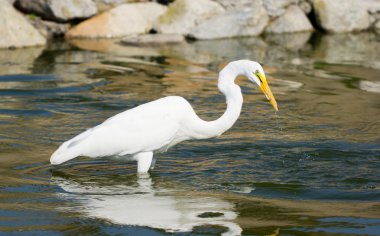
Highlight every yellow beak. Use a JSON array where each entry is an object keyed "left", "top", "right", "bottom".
[{"left": 259, "top": 75, "right": 278, "bottom": 111}]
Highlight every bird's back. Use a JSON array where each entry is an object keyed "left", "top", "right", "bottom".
[{"left": 50, "top": 96, "right": 194, "bottom": 164}]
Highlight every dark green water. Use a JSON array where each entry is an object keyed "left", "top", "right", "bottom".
[{"left": 0, "top": 33, "right": 379, "bottom": 235}]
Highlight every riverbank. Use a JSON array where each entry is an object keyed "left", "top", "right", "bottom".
[{"left": 1, "top": 0, "right": 380, "bottom": 48}]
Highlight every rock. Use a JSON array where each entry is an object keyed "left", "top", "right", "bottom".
[
  {"left": 154, "top": 0, "right": 224, "bottom": 35},
  {"left": 263, "top": 0, "right": 299, "bottom": 17},
  {"left": 313, "top": 0, "right": 371, "bottom": 33},
  {"left": 121, "top": 34, "right": 184, "bottom": 46},
  {"left": 14, "top": 0, "right": 97, "bottom": 22},
  {"left": 359, "top": 81, "right": 380, "bottom": 94},
  {"left": 0, "top": 1, "right": 46, "bottom": 48},
  {"left": 189, "top": 7, "right": 268, "bottom": 40},
  {"left": 66, "top": 2, "right": 166, "bottom": 38},
  {"left": 29, "top": 18, "right": 70, "bottom": 38},
  {"left": 265, "top": 5, "right": 313, "bottom": 33}
]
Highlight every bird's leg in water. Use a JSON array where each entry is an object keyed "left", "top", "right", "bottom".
[
  {"left": 134, "top": 152, "right": 153, "bottom": 173},
  {"left": 150, "top": 156, "right": 157, "bottom": 170}
]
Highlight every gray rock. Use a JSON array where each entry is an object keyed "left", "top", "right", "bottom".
[
  {"left": 266, "top": 5, "right": 313, "bottom": 33},
  {"left": 263, "top": 0, "right": 299, "bottom": 17},
  {"left": 154, "top": 0, "right": 225, "bottom": 35},
  {"left": 121, "top": 34, "right": 184, "bottom": 46},
  {"left": 189, "top": 7, "right": 268, "bottom": 40},
  {"left": 66, "top": 3, "right": 166, "bottom": 38},
  {"left": 0, "top": 1, "right": 46, "bottom": 48},
  {"left": 14, "top": 0, "right": 97, "bottom": 22},
  {"left": 313, "top": 0, "right": 371, "bottom": 33}
]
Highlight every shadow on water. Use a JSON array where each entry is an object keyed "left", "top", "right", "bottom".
[{"left": 0, "top": 32, "right": 380, "bottom": 235}]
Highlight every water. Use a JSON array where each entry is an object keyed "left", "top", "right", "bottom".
[{"left": 0, "top": 33, "right": 379, "bottom": 235}]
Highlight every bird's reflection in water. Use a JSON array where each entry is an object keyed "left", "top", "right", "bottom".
[{"left": 52, "top": 173, "right": 242, "bottom": 235}]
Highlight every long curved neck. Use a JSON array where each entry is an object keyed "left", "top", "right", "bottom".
[{"left": 189, "top": 63, "right": 244, "bottom": 139}]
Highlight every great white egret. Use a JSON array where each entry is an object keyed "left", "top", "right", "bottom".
[{"left": 50, "top": 60, "right": 278, "bottom": 173}]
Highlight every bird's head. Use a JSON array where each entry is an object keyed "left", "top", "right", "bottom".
[{"left": 243, "top": 61, "right": 278, "bottom": 111}]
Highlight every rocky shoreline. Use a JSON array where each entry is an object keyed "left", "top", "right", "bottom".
[{"left": 1, "top": 0, "right": 380, "bottom": 48}]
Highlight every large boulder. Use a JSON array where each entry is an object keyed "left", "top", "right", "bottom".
[
  {"left": 313, "top": 0, "right": 371, "bottom": 33},
  {"left": 188, "top": 0, "right": 271, "bottom": 39},
  {"left": 14, "top": 0, "right": 97, "bottom": 22},
  {"left": 66, "top": 2, "right": 166, "bottom": 38},
  {"left": 154, "top": 0, "right": 224, "bottom": 35},
  {"left": 0, "top": 1, "right": 46, "bottom": 48},
  {"left": 189, "top": 8, "right": 268, "bottom": 40},
  {"left": 265, "top": 5, "right": 313, "bottom": 33}
]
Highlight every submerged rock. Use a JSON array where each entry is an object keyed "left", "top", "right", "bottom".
[
  {"left": 154, "top": 0, "right": 224, "bottom": 35},
  {"left": 14, "top": 0, "right": 98, "bottom": 22},
  {"left": 313, "top": 0, "right": 371, "bottom": 33},
  {"left": 0, "top": 1, "right": 46, "bottom": 48},
  {"left": 359, "top": 81, "right": 380, "bottom": 94},
  {"left": 264, "top": 32, "right": 312, "bottom": 51},
  {"left": 265, "top": 5, "right": 313, "bottom": 33},
  {"left": 0, "top": 46, "right": 44, "bottom": 74},
  {"left": 66, "top": 2, "right": 166, "bottom": 38},
  {"left": 121, "top": 34, "right": 184, "bottom": 46}
]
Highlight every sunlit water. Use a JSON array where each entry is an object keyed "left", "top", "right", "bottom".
[{"left": 0, "top": 33, "right": 379, "bottom": 235}]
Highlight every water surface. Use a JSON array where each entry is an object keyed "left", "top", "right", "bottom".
[{"left": 0, "top": 33, "right": 379, "bottom": 235}]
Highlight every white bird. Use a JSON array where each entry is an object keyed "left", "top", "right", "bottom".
[{"left": 50, "top": 60, "right": 278, "bottom": 173}]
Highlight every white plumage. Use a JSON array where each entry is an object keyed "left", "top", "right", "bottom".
[{"left": 50, "top": 60, "right": 278, "bottom": 173}]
